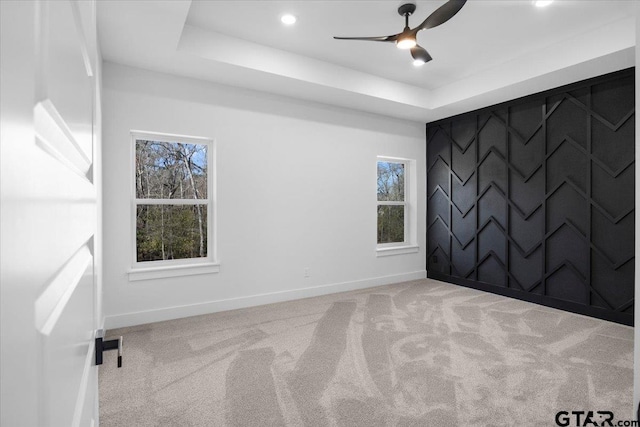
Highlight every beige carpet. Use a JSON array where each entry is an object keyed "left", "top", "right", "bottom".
[{"left": 100, "top": 279, "right": 634, "bottom": 426}]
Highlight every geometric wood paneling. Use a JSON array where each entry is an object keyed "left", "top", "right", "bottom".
[{"left": 427, "top": 68, "right": 634, "bottom": 326}]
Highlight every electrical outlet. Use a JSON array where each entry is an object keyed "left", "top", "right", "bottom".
[{"left": 304, "top": 268, "right": 310, "bottom": 278}]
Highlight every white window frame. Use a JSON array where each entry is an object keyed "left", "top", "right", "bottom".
[
  {"left": 376, "top": 156, "right": 419, "bottom": 257},
  {"left": 128, "top": 130, "right": 219, "bottom": 281}
]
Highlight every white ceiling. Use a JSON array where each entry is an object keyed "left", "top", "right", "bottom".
[{"left": 97, "top": 0, "right": 637, "bottom": 122}]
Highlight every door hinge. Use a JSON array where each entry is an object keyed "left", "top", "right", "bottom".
[{"left": 95, "top": 329, "right": 123, "bottom": 368}]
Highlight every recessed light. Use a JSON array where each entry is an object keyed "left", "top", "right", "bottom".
[
  {"left": 281, "top": 14, "right": 297, "bottom": 25},
  {"left": 413, "top": 59, "right": 426, "bottom": 67},
  {"left": 533, "top": 0, "right": 554, "bottom": 7}
]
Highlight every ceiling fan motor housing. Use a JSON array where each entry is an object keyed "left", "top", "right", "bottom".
[{"left": 398, "top": 3, "right": 417, "bottom": 16}]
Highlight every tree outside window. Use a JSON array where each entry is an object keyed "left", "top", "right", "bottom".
[
  {"left": 377, "top": 160, "right": 406, "bottom": 244},
  {"left": 134, "top": 135, "right": 212, "bottom": 264}
]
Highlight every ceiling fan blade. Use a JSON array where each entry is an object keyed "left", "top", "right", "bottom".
[
  {"left": 333, "top": 33, "right": 400, "bottom": 42},
  {"left": 411, "top": 45, "right": 433, "bottom": 63},
  {"left": 416, "top": 0, "right": 467, "bottom": 31}
]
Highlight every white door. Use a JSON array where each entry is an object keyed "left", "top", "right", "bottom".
[{"left": 1, "top": 0, "right": 102, "bottom": 426}]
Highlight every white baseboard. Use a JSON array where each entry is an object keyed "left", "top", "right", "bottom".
[{"left": 104, "top": 270, "right": 426, "bottom": 329}]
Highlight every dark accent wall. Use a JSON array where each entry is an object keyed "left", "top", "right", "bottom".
[{"left": 426, "top": 68, "right": 635, "bottom": 326}]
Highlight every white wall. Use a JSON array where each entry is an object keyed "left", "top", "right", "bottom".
[{"left": 102, "top": 62, "right": 426, "bottom": 328}]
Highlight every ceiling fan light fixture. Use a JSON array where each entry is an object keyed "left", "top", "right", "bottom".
[
  {"left": 396, "top": 36, "right": 417, "bottom": 50},
  {"left": 410, "top": 45, "right": 431, "bottom": 66}
]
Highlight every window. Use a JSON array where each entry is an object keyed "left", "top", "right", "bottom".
[
  {"left": 377, "top": 161, "right": 406, "bottom": 243},
  {"left": 129, "top": 131, "right": 218, "bottom": 280},
  {"left": 377, "top": 157, "right": 418, "bottom": 256}
]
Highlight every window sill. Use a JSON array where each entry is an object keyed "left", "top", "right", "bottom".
[
  {"left": 127, "top": 262, "right": 220, "bottom": 282},
  {"left": 376, "top": 245, "right": 419, "bottom": 257}
]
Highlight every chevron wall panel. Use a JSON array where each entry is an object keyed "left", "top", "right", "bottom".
[{"left": 426, "top": 68, "right": 634, "bottom": 325}]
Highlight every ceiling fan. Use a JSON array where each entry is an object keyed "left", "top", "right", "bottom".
[{"left": 333, "top": 0, "right": 467, "bottom": 66}]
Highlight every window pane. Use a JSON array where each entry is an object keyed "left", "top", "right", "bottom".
[
  {"left": 136, "top": 205, "right": 208, "bottom": 262},
  {"left": 377, "top": 205, "right": 404, "bottom": 244},
  {"left": 135, "top": 140, "right": 208, "bottom": 199},
  {"left": 377, "top": 161, "right": 404, "bottom": 202}
]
